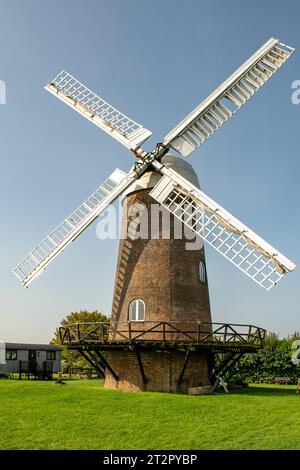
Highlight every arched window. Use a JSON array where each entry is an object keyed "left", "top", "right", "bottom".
[
  {"left": 128, "top": 299, "right": 145, "bottom": 321},
  {"left": 199, "top": 261, "right": 206, "bottom": 283}
]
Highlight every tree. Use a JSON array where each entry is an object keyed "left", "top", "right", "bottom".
[{"left": 52, "top": 310, "right": 110, "bottom": 371}]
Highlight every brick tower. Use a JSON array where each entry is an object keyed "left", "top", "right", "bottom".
[{"left": 104, "top": 155, "right": 212, "bottom": 393}]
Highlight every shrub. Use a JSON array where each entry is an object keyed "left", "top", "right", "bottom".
[{"left": 223, "top": 331, "right": 300, "bottom": 384}]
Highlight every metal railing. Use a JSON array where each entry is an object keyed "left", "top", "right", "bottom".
[{"left": 59, "top": 321, "right": 266, "bottom": 349}]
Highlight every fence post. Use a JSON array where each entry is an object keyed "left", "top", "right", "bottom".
[
  {"left": 247, "top": 325, "right": 250, "bottom": 343},
  {"left": 197, "top": 321, "right": 201, "bottom": 344},
  {"left": 224, "top": 324, "right": 228, "bottom": 344},
  {"left": 128, "top": 321, "right": 132, "bottom": 343},
  {"left": 258, "top": 328, "right": 263, "bottom": 347},
  {"left": 67, "top": 327, "right": 71, "bottom": 344}
]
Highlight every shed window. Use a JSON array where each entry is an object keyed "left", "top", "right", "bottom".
[
  {"left": 46, "top": 351, "right": 56, "bottom": 361},
  {"left": 199, "top": 261, "right": 207, "bottom": 283},
  {"left": 128, "top": 299, "right": 145, "bottom": 321},
  {"left": 6, "top": 350, "right": 17, "bottom": 360}
]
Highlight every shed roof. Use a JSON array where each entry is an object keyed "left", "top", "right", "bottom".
[{"left": 4, "top": 343, "right": 61, "bottom": 351}]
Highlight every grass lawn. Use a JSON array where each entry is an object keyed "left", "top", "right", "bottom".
[{"left": 0, "top": 379, "right": 299, "bottom": 450}]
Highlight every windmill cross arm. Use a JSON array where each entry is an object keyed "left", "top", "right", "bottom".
[
  {"left": 45, "top": 70, "right": 152, "bottom": 150},
  {"left": 12, "top": 164, "right": 150, "bottom": 287},
  {"left": 150, "top": 160, "right": 295, "bottom": 291},
  {"left": 163, "top": 37, "right": 295, "bottom": 157}
]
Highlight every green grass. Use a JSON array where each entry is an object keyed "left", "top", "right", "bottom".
[{"left": 0, "top": 379, "right": 299, "bottom": 450}]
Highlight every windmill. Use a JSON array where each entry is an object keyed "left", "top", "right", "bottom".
[{"left": 13, "top": 37, "right": 296, "bottom": 393}]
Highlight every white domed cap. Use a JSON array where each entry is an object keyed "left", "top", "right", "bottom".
[
  {"left": 161, "top": 154, "right": 199, "bottom": 187},
  {"left": 123, "top": 154, "right": 199, "bottom": 199}
]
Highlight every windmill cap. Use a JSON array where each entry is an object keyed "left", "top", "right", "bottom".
[{"left": 123, "top": 154, "right": 199, "bottom": 199}]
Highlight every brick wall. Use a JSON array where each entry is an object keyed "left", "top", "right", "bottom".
[
  {"left": 110, "top": 188, "right": 212, "bottom": 333},
  {"left": 105, "top": 349, "right": 211, "bottom": 393},
  {"left": 105, "top": 187, "right": 213, "bottom": 392}
]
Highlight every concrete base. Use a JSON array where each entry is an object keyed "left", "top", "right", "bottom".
[
  {"left": 104, "top": 350, "right": 211, "bottom": 394},
  {"left": 188, "top": 386, "right": 213, "bottom": 395}
]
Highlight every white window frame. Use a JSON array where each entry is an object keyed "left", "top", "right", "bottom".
[
  {"left": 128, "top": 299, "right": 145, "bottom": 322},
  {"left": 6, "top": 349, "right": 17, "bottom": 361},
  {"left": 199, "top": 261, "right": 207, "bottom": 283}
]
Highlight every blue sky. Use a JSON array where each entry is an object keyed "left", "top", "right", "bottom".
[{"left": 0, "top": 0, "right": 299, "bottom": 342}]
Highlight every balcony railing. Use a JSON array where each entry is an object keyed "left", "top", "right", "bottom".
[{"left": 59, "top": 321, "right": 266, "bottom": 349}]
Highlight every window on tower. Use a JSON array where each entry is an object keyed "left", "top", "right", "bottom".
[
  {"left": 199, "top": 261, "right": 207, "bottom": 283},
  {"left": 128, "top": 299, "right": 145, "bottom": 321}
]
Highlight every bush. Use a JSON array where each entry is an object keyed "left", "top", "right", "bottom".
[{"left": 223, "top": 331, "right": 300, "bottom": 385}]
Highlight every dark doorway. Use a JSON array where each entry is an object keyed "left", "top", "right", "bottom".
[
  {"left": 28, "top": 350, "right": 37, "bottom": 374},
  {"left": 28, "top": 350, "right": 36, "bottom": 361}
]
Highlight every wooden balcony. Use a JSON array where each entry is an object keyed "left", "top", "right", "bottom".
[{"left": 59, "top": 321, "right": 266, "bottom": 353}]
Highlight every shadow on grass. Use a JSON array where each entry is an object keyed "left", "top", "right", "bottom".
[{"left": 223, "top": 385, "right": 298, "bottom": 397}]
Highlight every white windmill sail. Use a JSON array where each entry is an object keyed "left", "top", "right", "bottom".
[
  {"left": 12, "top": 37, "right": 296, "bottom": 292},
  {"left": 13, "top": 167, "right": 147, "bottom": 287},
  {"left": 150, "top": 161, "right": 295, "bottom": 291},
  {"left": 164, "top": 38, "right": 295, "bottom": 157},
  {"left": 45, "top": 71, "right": 152, "bottom": 149}
]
